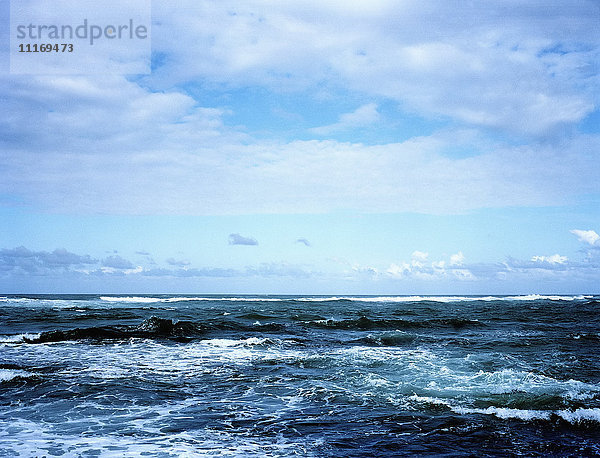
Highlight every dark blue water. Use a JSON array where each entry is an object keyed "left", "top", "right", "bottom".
[{"left": 1, "top": 295, "right": 599, "bottom": 456}]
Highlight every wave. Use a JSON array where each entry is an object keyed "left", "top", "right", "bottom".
[
  {"left": 455, "top": 406, "right": 600, "bottom": 424},
  {"left": 0, "top": 333, "right": 41, "bottom": 343},
  {"left": 357, "top": 331, "right": 417, "bottom": 346},
  {"left": 97, "top": 294, "right": 594, "bottom": 304},
  {"left": 200, "top": 337, "right": 278, "bottom": 348},
  {"left": 305, "top": 316, "right": 483, "bottom": 330},
  {"left": 99, "top": 296, "right": 287, "bottom": 303},
  {"left": 24, "top": 317, "right": 203, "bottom": 343},
  {"left": 0, "top": 368, "right": 35, "bottom": 382},
  {"left": 409, "top": 395, "right": 600, "bottom": 424},
  {"left": 22, "top": 316, "right": 286, "bottom": 344}
]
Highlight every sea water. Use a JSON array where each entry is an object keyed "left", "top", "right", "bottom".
[{"left": 1, "top": 295, "right": 599, "bottom": 456}]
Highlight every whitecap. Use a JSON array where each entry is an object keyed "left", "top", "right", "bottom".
[
  {"left": 0, "top": 333, "right": 40, "bottom": 343},
  {"left": 0, "top": 368, "right": 34, "bottom": 382},
  {"left": 453, "top": 406, "right": 552, "bottom": 421}
]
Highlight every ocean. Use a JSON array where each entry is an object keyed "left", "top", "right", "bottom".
[{"left": 1, "top": 294, "right": 599, "bottom": 457}]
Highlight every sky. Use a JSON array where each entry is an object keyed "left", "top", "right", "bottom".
[{"left": 1, "top": 0, "right": 599, "bottom": 294}]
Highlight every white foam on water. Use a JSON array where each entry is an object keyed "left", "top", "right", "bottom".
[
  {"left": 453, "top": 406, "right": 600, "bottom": 424},
  {"left": 0, "top": 333, "right": 40, "bottom": 343},
  {"left": 408, "top": 394, "right": 453, "bottom": 407},
  {"left": 100, "top": 296, "right": 285, "bottom": 303},
  {"left": 453, "top": 406, "right": 552, "bottom": 421},
  {"left": 0, "top": 368, "right": 34, "bottom": 382},
  {"left": 100, "top": 296, "right": 164, "bottom": 303},
  {"left": 201, "top": 337, "right": 274, "bottom": 347},
  {"left": 0, "top": 416, "right": 316, "bottom": 457},
  {"left": 557, "top": 408, "right": 600, "bottom": 423}
]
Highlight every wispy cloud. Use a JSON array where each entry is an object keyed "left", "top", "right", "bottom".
[
  {"left": 102, "top": 255, "right": 135, "bottom": 270},
  {"left": 229, "top": 233, "right": 259, "bottom": 246},
  {"left": 166, "top": 258, "right": 191, "bottom": 267},
  {"left": 310, "top": 103, "right": 380, "bottom": 135}
]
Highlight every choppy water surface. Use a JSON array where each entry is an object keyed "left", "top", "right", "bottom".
[{"left": 1, "top": 294, "right": 599, "bottom": 456}]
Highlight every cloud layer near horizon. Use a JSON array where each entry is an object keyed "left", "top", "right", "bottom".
[{"left": 2, "top": 229, "right": 598, "bottom": 287}]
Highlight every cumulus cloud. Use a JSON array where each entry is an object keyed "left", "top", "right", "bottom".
[
  {"left": 350, "top": 243, "right": 600, "bottom": 285},
  {"left": 229, "top": 233, "right": 259, "bottom": 246},
  {"left": 450, "top": 252, "right": 465, "bottom": 266},
  {"left": 570, "top": 229, "right": 600, "bottom": 246},
  {"left": 383, "top": 251, "right": 476, "bottom": 281},
  {"left": 411, "top": 251, "right": 429, "bottom": 267}
]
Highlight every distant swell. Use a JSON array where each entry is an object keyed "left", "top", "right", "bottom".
[{"left": 96, "top": 295, "right": 594, "bottom": 304}]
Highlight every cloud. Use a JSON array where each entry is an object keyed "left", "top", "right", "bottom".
[
  {"left": 296, "top": 238, "right": 311, "bottom": 247},
  {"left": 166, "top": 257, "right": 191, "bottom": 266},
  {"left": 383, "top": 251, "right": 476, "bottom": 281},
  {"left": 3, "top": 118, "right": 599, "bottom": 215},
  {"left": 310, "top": 103, "right": 380, "bottom": 135},
  {"left": 142, "top": 267, "right": 240, "bottom": 278},
  {"left": 355, "top": 244, "right": 599, "bottom": 284},
  {"left": 135, "top": 251, "right": 151, "bottom": 256},
  {"left": 411, "top": 251, "right": 429, "bottom": 267},
  {"left": 0, "top": 246, "right": 97, "bottom": 275},
  {"left": 1, "top": 2, "right": 599, "bottom": 219},
  {"left": 570, "top": 229, "right": 600, "bottom": 246},
  {"left": 149, "top": 1, "right": 599, "bottom": 135},
  {"left": 450, "top": 252, "right": 465, "bottom": 266},
  {"left": 229, "top": 233, "right": 259, "bottom": 246},
  {"left": 102, "top": 255, "right": 135, "bottom": 269},
  {"left": 531, "top": 254, "right": 568, "bottom": 264},
  {"left": 247, "top": 262, "right": 312, "bottom": 278}
]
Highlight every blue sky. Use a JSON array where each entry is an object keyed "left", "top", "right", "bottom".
[{"left": 1, "top": 0, "right": 599, "bottom": 294}]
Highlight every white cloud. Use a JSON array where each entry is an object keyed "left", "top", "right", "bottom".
[
  {"left": 531, "top": 254, "right": 568, "bottom": 264},
  {"left": 149, "top": 0, "right": 599, "bottom": 135},
  {"left": 384, "top": 251, "right": 475, "bottom": 281},
  {"left": 386, "top": 262, "right": 411, "bottom": 278},
  {"left": 450, "top": 252, "right": 465, "bottom": 266},
  {"left": 411, "top": 251, "right": 429, "bottom": 267},
  {"left": 570, "top": 229, "right": 600, "bottom": 246},
  {"left": 310, "top": 103, "right": 380, "bottom": 135},
  {"left": 2, "top": 95, "right": 599, "bottom": 215},
  {"left": 1, "top": 1, "right": 599, "bottom": 217}
]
